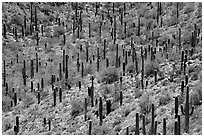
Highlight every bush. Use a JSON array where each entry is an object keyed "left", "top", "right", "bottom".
[
  {"left": 126, "top": 62, "right": 136, "bottom": 74},
  {"left": 70, "top": 99, "right": 84, "bottom": 117},
  {"left": 139, "top": 93, "right": 152, "bottom": 115},
  {"left": 144, "top": 59, "right": 159, "bottom": 77},
  {"left": 190, "top": 81, "right": 202, "bottom": 106},
  {"left": 93, "top": 125, "right": 112, "bottom": 135},
  {"left": 2, "top": 96, "right": 12, "bottom": 112},
  {"left": 157, "top": 92, "right": 171, "bottom": 106},
  {"left": 99, "top": 66, "right": 119, "bottom": 84},
  {"left": 53, "top": 26, "right": 65, "bottom": 37},
  {"left": 22, "top": 93, "right": 35, "bottom": 108}
]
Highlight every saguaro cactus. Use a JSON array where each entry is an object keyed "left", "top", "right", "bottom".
[
  {"left": 84, "top": 98, "right": 87, "bottom": 121},
  {"left": 36, "top": 53, "right": 38, "bottom": 73},
  {"left": 97, "top": 48, "right": 99, "bottom": 72},
  {"left": 126, "top": 127, "right": 129, "bottom": 135},
  {"left": 151, "top": 103, "right": 155, "bottom": 135},
  {"left": 88, "top": 121, "right": 92, "bottom": 135},
  {"left": 163, "top": 118, "right": 166, "bottom": 135},
  {"left": 48, "top": 119, "right": 51, "bottom": 131},
  {"left": 43, "top": 118, "right": 46, "bottom": 126},
  {"left": 59, "top": 88, "right": 62, "bottom": 103},
  {"left": 3, "top": 60, "right": 6, "bottom": 87},
  {"left": 120, "top": 91, "right": 123, "bottom": 106},
  {"left": 175, "top": 97, "right": 179, "bottom": 118},
  {"left": 135, "top": 113, "right": 139, "bottom": 135},
  {"left": 14, "top": 91, "right": 17, "bottom": 106},
  {"left": 59, "top": 63, "right": 62, "bottom": 81},
  {"left": 180, "top": 86, "right": 194, "bottom": 133},
  {"left": 53, "top": 88, "right": 56, "bottom": 107},
  {"left": 174, "top": 120, "right": 178, "bottom": 135},
  {"left": 16, "top": 116, "right": 19, "bottom": 133},
  {"left": 106, "top": 100, "right": 111, "bottom": 115},
  {"left": 99, "top": 97, "right": 103, "bottom": 125},
  {"left": 154, "top": 121, "right": 157, "bottom": 135},
  {"left": 3, "top": 23, "right": 7, "bottom": 38},
  {"left": 30, "top": 60, "right": 34, "bottom": 79},
  {"left": 65, "top": 55, "right": 68, "bottom": 80},
  {"left": 142, "top": 114, "right": 146, "bottom": 135},
  {"left": 89, "top": 22, "right": 91, "bottom": 38},
  {"left": 103, "top": 39, "right": 106, "bottom": 59},
  {"left": 38, "top": 91, "right": 40, "bottom": 104}
]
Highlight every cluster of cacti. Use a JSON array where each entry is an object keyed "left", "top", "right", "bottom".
[{"left": 2, "top": 2, "right": 201, "bottom": 135}]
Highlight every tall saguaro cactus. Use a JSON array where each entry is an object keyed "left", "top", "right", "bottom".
[
  {"left": 175, "top": 97, "right": 179, "bottom": 118},
  {"left": 163, "top": 118, "right": 166, "bottom": 135},
  {"left": 99, "top": 97, "right": 103, "bottom": 125},
  {"left": 3, "top": 60, "right": 6, "bottom": 87},
  {"left": 151, "top": 103, "right": 155, "bottom": 135},
  {"left": 142, "top": 114, "right": 146, "bottom": 135},
  {"left": 88, "top": 121, "right": 92, "bottom": 135},
  {"left": 180, "top": 86, "right": 194, "bottom": 133},
  {"left": 135, "top": 113, "right": 139, "bottom": 135},
  {"left": 84, "top": 98, "right": 87, "bottom": 121}
]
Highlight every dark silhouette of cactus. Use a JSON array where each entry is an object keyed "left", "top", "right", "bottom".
[
  {"left": 3, "top": 24, "right": 7, "bottom": 38},
  {"left": 30, "top": 60, "right": 34, "bottom": 79},
  {"left": 106, "top": 100, "right": 111, "bottom": 115},
  {"left": 126, "top": 127, "right": 129, "bottom": 135},
  {"left": 177, "top": 115, "right": 181, "bottom": 135},
  {"left": 124, "top": 22, "right": 126, "bottom": 37},
  {"left": 89, "top": 22, "right": 91, "bottom": 38},
  {"left": 174, "top": 120, "right": 178, "bottom": 135},
  {"left": 123, "top": 62, "right": 125, "bottom": 76},
  {"left": 43, "top": 118, "right": 46, "bottom": 126},
  {"left": 86, "top": 45, "right": 89, "bottom": 62},
  {"left": 106, "top": 58, "right": 109, "bottom": 68},
  {"left": 154, "top": 121, "right": 157, "bottom": 135},
  {"left": 78, "top": 81, "right": 81, "bottom": 90},
  {"left": 88, "top": 121, "right": 92, "bottom": 135},
  {"left": 41, "top": 25, "right": 43, "bottom": 36},
  {"left": 38, "top": 91, "right": 40, "bottom": 104},
  {"left": 99, "top": 97, "right": 103, "bottom": 125},
  {"left": 142, "top": 114, "right": 146, "bottom": 135},
  {"left": 141, "top": 54, "right": 144, "bottom": 90},
  {"left": 16, "top": 116, "right": 19, "bottom": 133},
  {"left": 181, "top": 81, "right": 184, "bottom": 95},
  {"left": 116, "top": 44, "right": 119, "bottom": 68},
  {"left": 65, "top": 55, "right": 68, "bottom": 80},
  {"left": 59, "top": 88, "right": 62, "bottom": 103},
  {"left": 41, "top": 78, "right": 43, "bottom": 90},
  {"left": 135, "top": 113, "right": 139, "bottom": 135},
  {"left": 120, "top": 91, "right": 123, "bottom": 106},
  {"left": 175, "top": 97, "right": 179, "bottom": 118},
  {"left": 53, "top": 88, "right": 56, "bottom": 107},
  {"left": 63, "top": 34, "right": 66, "bottom": 45},
  {"left": 3, "top": 60, "right": 6, "bottom": 87},
  {"left": 151, "top": 103, "right": 155, "bottom": 135},
  {"left": 14, "top": 92, "right": 17, "bottom": 106},
  {"left": 103, "top": 39, "right": 106, "bottom": 59},
  {"left": 137, "top": 15, "right": 140, "bottom": 36},
  {"left": 63, "top": 50, "right": 65, "bottom": 73},
  {"left": 154, "top": 70, "right": 157, "bottom": 84},
  {"left": 163, "top": 118, "right": 166, "bottom": 135},
  {"left": 180, "top": 85, "right": 194, "bottom": 133},
  {"left": 21, "top": 25, "right": 24, "bottom": 37},
  {"left": 81, "top": 63, "right": 84, "bottom": 78},
  {"left": 22, "top": 60, "right": 26, "bottom": 86},
  {"left": 36, "top": 53, "right": 38, "bottom": 73},
  {"left": 97, "top": 48, "right": 99, "bottom": 72},
  {"left": 48, "top": 119, "right": 51, "bottom": 131},
  {"left": 84, "top": 98, "right": 87, "bottom": 121},
  {"left": 59, "top": 63, "right": 62, "bottom": 81}
]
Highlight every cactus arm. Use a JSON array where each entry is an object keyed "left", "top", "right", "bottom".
[
  {"left": 189, "top": 106, "right": 194, "bottom": 116},
  {"left": 180, "top": 105, "right": 185, "bottom": 115}
]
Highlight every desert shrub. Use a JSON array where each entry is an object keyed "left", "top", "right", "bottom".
[
  {"left": 53, "top": 26, "right": 65, "bottom": 37},
  {"left": 93, "top": 124, "right": 112, "bottom": 135},
  {"left": 83, "top": 63, "right": 93, "bottom": 76},
  {"left": 99, "top": 66, "right": 119, "bottom": 84},
  {"left": 100, "top": 84, "right": 113, "bottom": 98},
  {"left": 70, "top": 99, "right": 84, "bottom": 117},
  {"left": 190, "top": 81, "right": 202, "bottom": 106},
  {"left": 139, "top": 93, "right": 152, "bottom": 115},
  {"left": 126, "top": 62, "right": 135, "bottom": 74},
  {"left": 22, "top": 93, "right": 35, "bottom": 108},
  {"left": 134, "top": 89, "right": 143, "bottom": 99},
  {"left": 183, "top": 3, "right": 195, "bottom": 14},
  {"left": 157, "top": 92, "right": 171, "bottom": 106},
  {"left": 168, "top": 51, "right": 181, "bottom": 62},
  {"left": 2, "top": 96, "right": 12, "bottom": 112},
  {"left": 144, "top": 59, "right": 159, "bottom": 77},
  {"left": 2, "top": 117, "right": 12, "bottom": 132},
  {"left": 10, "top": 14, "right": 23, "bottom": 26},
  {"left": 114, "top": 125, "right": 122, "bottom": 132}
]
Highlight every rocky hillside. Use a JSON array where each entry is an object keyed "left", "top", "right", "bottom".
[{"left": 2, "top": 2, "right": 202, "bottom": 135}]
